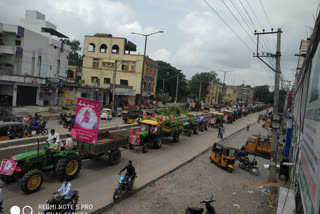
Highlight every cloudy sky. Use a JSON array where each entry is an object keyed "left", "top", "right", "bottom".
[{"left": 0, "top": 0, "right": 317, "bottom": 88}]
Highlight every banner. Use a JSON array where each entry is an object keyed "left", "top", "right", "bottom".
[
  {"left": 45, "top": 77, "right": 64, "bottom": 88},
  {"left": 74, "top": 98, "right": 101, "bottom": 145},
  {"left": 0, "top": 159, "right": 17, "bottom": 176}
]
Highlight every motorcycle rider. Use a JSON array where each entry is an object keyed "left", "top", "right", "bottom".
[
  {"left": 53, "top": 178, "right": 73, "bottom": 204},
  {"left": 119, "top": 160, "right": 136, "bottom": 188}
]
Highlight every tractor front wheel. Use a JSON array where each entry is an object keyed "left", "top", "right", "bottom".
[
  {"left": 1, "top": 175, "right": 16, "bottom": 184},
  {"left": 20, "top": 169, "right": 44, "bottom": 194},
  {"left": 173, "top": 133, "right": 180, "bottom": 143},
  {"left": 193, "top": 126, "right": 199, "bottom": 135},
  {"left": 56, "top": 154, "right": 81, "bottom": 181}
]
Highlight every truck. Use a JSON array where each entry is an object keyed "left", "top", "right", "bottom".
[
  {"left": 241, "top": 135, "right": 271, "bottom": 159},
  {"left": 0, "top": 132, "right": 128, "bottom": 194}
]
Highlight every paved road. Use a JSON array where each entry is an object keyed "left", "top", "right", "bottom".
[
  {"left": 104, "top": 123, "right": 275, "bottom": 214},
  {"left": 1, "top": 111, "right": 263, "bottom": 213}
]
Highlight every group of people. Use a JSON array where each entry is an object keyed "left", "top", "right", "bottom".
[
  {"left": 47, "top": 129, "right": 73, "bottom": 152},
  {"left": 140, "top": 124, "right": 158, "bottom": 135}
]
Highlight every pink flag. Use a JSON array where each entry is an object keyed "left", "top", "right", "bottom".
[
  {"left": 153, "top": 112, "right": 156, "bottom": 119},
  {"left": 160, "top": 115, "right": 164, "bottom": 122},
  {"left": 135, "top": 129, "right": 140, "bottom": 145},
  {"left": 129, "top": 128, "right": 133, "bottom": 144},
  {"left": 70, "top": 128, "right": 77, "bottom": 138},
  {"left": 170, "top": 115, "right": 173, "bottom": 122},
  {"left": 144, "top": 112, "right": 147, "bottom": 119}
]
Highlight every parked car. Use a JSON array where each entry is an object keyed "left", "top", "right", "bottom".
[{"left": 101, "top": 108, "right": 112, "bottom": 120}]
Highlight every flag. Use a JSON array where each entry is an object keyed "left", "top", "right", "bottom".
[
  {"left": 160, "top": 115, "right": 164, "bottom": 122},
  {"left": 153, "top": 112, "right": 156, "bottom": 119},
  {"left": 144, "top": 112, "right": 147, "bottom": 119},
  {"left": 170, "top": 115, "right": 173, "bottom": 122}
]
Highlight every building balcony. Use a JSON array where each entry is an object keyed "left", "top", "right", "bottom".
[{"left": 0, "top": 45, "right": 16, "bottom": 55}]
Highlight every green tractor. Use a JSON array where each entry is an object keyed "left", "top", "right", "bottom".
[
  {"left": 182, "top": 120, "right": 200, "bottom": 136},
  {"left": 0, "top": 146, "right": 81, "bottom": 194}
]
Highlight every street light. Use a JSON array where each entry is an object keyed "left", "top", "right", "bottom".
[{"left": 131, "top": 30, "right": 164, "bottom": 118}]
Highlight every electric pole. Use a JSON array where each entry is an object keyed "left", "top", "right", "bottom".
[
  {"left": 240, "top": 80, "right": 245, "bottom": 104},
  {"left": 175, "top": 73, "right": 179, "bottom": 103},
  {"left": 198, "top": 77, "right": 202, "bottom": 101},
  {"left": 217, "top": 70, "right": 233, "bottom": 105},
  {"left": 254, "top": 28, "right": 282, "bottom": 182},
  {"left": 162, "top": 78, "right": 165, "bottom": 99}
]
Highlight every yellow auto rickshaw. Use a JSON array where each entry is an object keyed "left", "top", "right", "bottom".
[
  {"left": 210, "top": 143, "right": 237, "bottom": 173},
  {"left": 262, "top": 119, "right": 271, "bottom": 128},
  {"left": 0, "top": 122, "right": 27, "bottom": 141}
]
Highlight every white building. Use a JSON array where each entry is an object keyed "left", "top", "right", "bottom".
[{"left": 0, "top": 10, "right": 71, "bottom": 107}]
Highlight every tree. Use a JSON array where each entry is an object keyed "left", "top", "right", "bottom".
[
  {"left": 155, "top": 61, "right": 189, "bottom": 102},
  {"left": 254, "top": 85, "right": 273, "bottom": 103},
  {"left": 63, "top": 39, "right": 83, "bottom": 66},
  {"left": 189, "top": 71, "right": 220, "bottom": 101}
]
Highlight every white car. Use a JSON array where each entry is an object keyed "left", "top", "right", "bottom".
[{"left": 101, "top": 108, "right": 112, "bottom": 120}]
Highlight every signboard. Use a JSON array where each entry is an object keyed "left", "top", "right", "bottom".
[
  {"left": 114, "top": 88, "right": 136, "bottom": 96},
  {"left": 74, "top": 98, "right": 101, "bottom": 145},
  {"left": 45, "top": 77, "right": 64, "bottom": 88},
  {"left": 300, "top": 44, "right": 320, "bottom": 214},
  {"left": 0, "top": 159, "right": 17, "bottom": 176},
  {"left": 142, "top": 92, "right": 152, "bottom": 97}
]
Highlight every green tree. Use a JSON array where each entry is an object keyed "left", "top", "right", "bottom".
[
  {"left": 63, "top": 39, "right": 83, "bottom": 66},
  {"left": 155, "top": 61, "right": 189, "bottom": 102},
  {"left": 254, "top": 85, "right": 273, "bottom": 103},
  {"left": 189, "top": 71, "right": 220, "bottom": 101}
]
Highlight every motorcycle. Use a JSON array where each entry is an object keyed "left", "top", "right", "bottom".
[
  {"left": 26, "top": 119, "right": 48, "bottom": 136},
  {"left": 185, "top": 193, "right": 216, "bottom": 214},
  {"left": 58, "top": 113, "right": 67, "bottom": 125},
  {"left": 238, "top": 155, "right": 259, "bottom": 176},
  {"left": 44, "top": 191, "right": 79, "bottom": 214},
  {"left": 113, "top": 173, "right": 136, "bottom": 201}
]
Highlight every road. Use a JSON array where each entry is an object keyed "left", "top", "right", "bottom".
[
  {"left": 1, "top": 111, "right": 264, "bottom": 213},
  {"left": 104, "top": 123, "right": 276, "bottom": 214}
]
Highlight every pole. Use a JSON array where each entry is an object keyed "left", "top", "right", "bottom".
[
  {"left": 269, "top": 28, "right": 281, "bottom": 182},
  {"left": 111, "top": 60, "right": 118, "bottom": 112},
  {"left": 198, "top": 77, "right": 202, "bottom": 101},
  {"left": 175, "top": 73, "right": 179, "bottom": 103},
  {"left": 139, "top": 36, "right": 148, "bottom": 118},
  {"left": 162, "top": 78, "right": 165, "bottom": 99}
]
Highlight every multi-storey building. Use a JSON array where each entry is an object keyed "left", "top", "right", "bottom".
[
  {"left": 81, "top": 34, "right": 159, "bottom": 106},
  {"left": 0, "top": 10, "right": 71, "bottom": 107}
]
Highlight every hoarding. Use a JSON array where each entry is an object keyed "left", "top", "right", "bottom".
[
  {"left": 74, "top": 98, "right": 101, "bottom": 145},
  {"left": 300, "top": 44, "right": 320, "bottom": 214}
]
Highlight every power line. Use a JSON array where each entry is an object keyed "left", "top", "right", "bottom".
[
  {"left": 237, "top": 0, "right": 272, "bottom": 53},
  {"left": 244, "top": 0, "right": 264, "bottom": 30},
  {"left": 202, "top": 0, "right": 254, "bottom": 52},
  {"left": 219, "top": 0, "right": 256, "bottom": 46},
  {"left": 259, "top": 0, "right": 276, "bottom": 44},
  {"left": 229, "top": 0, "right": 271, "bottom": 54}
]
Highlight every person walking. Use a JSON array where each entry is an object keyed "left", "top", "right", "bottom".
[
  {"left": 217, "top": 125, "right": 221, "bottom": 138},
  {"left": 247, "top": 120, "right": 250, "bottom": 131},
  {"left": 220, "top": 125, "right": 224, "bottom": 139}
]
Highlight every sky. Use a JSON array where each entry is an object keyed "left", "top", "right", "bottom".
[{"left": 0, "top": 0, "right": 317, "bottom": 88}]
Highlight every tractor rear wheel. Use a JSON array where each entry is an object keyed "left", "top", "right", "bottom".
[
  {"left": 142, "top": 144, "right": 149, "bottom": 153},
  {"left": 20, "top": 169, "right": 44, "bottom": 194},
  {"left": 109, "top": 149, "right": 122, "bottom": 165},
  {"left": 193, "top": 126, "right": 199, "bottom": 135},
  {"left": 204, "top": 123, "right": 208, "bottom": 130},
  {"left": 56, "top": 154, "right": 81, "bottom": 181},
  {"left": 173, "top": 133, "right": 180, "bottom": 143},
  {"left": 153, "top": 137, "right": 162, "bottom": 149},
  {"left": 200, "top": 124, "right": 204, "bottom": 132}
]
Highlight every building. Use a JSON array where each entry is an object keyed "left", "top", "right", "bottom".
[
  {"left": 205, "top": 83, "right": 223, "bottom": 106},
  {"left": 225, "top": 87, "right": 237, "bottom": 104},
  {"left": 81, "top": 33, "right": 159, "bottom": 107},
  {"left": 294, "top": 39, "right": 310, "bottom": 87},
  {"left": 0, "top": 10, "right": 71, "bottom": 107},
  {"left": 228, "top": 85, "right": 254, "bottom": 103}
]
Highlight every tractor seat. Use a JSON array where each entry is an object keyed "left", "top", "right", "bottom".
[{"left": 186, "top": 207, "right": 204, "bottom": 213}]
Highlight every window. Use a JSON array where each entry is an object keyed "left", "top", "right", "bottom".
[
  {"left": 120, "top": 79, "right": 128, "bottom": 86},
  {"left": 121, "top": 64, "right": 129, "bottom": 70},
  {"left": 112, "top": 45, "right": 119, "bottom": 53},
  {"left": 88, "top": 43, "right": 96, "bottom": 52},
  {"left": 15, "top": 40, "right": 21, "bottom": 46},
  {"left": 100, "top": 44, "right": 107, "bottom": 53},
  {"left": 67, "top": 70, "right": 74, "bottom": 79},
  {"left": 92, "top": 58, "right": 99, "bottom": 68},
  {"left": 131, "top": 65, "right": 135, "bottom": 71},
  {"left": 91, "top": 76, "right": 98, "bottom": 83},
  {"left": 102, "top": 62, "right": 114, "bottom": 67},
  {"left": 104, "top": 78, "right": 111, "bottom": 84},
  {"left": 57, "top": 60, "right": 60, "bottom": 74}
]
